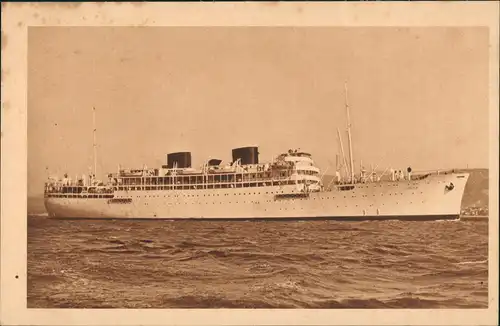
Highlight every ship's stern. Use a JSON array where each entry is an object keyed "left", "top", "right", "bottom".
[{"left": 44, "top": 197, "right": 59, "bottom": 218}]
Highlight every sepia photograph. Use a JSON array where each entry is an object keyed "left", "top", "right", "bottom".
[
  {"left": 2, "top": 2, "right": 499, "bottom": 326},
  {"left": 26, "top": 24, "right": 490, "bottom": 308}
]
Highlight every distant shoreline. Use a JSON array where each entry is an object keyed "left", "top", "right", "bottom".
[{"left": 460, "top": 215, "right": 489, "bottom": 221}]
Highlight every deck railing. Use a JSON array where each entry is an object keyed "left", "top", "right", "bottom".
[{"left": 44, "top": 172, "right": 321, "bottom": 196}]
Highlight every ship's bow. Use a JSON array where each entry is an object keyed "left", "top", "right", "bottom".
[{"left": 439, "top": 172, "right": 470, "bottom": 217}]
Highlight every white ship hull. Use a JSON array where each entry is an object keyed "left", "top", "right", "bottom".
[{"left": 44, "top": 172, "right": 469, "bottom": 220}]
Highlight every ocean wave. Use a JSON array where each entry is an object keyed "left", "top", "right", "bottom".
[
  {"left": 158, "top": 296, "right": 458, "bottom": 309},
  {"left": 29, "top": 212, "right": 49, "bottom": 217},
  {"left": 384, "top": 297, "right": 446, "bottom": 308},
  {"left": 417, "top": 268, "right": 487, "bottom": 280},
  {"left": 160, "top": 294, "right": 279, "bottom": 308},
  {"left": 175, "top": 240, "right": 232, "bottom": 249},
  {"left": 309, "top": 298, "right": 387, "bottom": 308},
  {"left": 456, "top": 259, "right": 488, "bottom": 265}
]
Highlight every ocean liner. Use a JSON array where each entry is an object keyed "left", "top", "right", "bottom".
[{"left": 43, "top": 87, "right": 469, "bottom": 220}]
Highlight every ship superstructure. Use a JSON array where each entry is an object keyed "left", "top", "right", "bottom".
[
  {"left": 43, "top": 145, "right": 468, "bottom": 220},
  {"left": 42, "top": 85, "right": 469, "bottom": 220}
]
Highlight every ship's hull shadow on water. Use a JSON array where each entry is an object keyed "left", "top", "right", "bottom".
[{"left": 50, "top": 214, "right": 461, "bottom": 222}]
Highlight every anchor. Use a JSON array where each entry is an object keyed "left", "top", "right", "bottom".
[{"left": 445, "top": 182, "right": 455, "bottom": 191}]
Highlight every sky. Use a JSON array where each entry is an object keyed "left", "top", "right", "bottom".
[{"left": 28, "top": 26, "right": 489, "bottom": 196}]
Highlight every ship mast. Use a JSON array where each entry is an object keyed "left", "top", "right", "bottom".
[
  {"left": 92, "top": 106, "right": 98, "bottom": 178},
  {"left": 337, "top": 128, "right": 350, "bottom": 181},
  {"left": 345, "top": 82, "right": 355, "bottom": 183}
]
